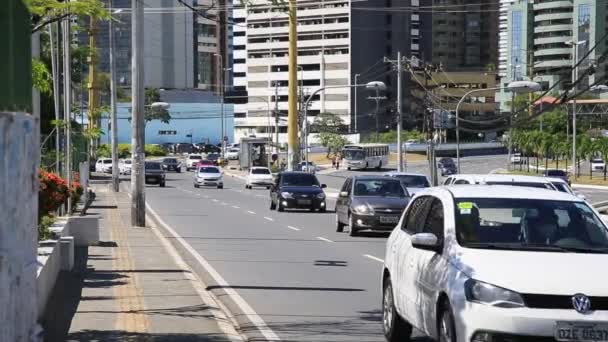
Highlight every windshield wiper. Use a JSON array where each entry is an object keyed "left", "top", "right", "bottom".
[{"left": 552, "top": 245, "right": 608, "bottom": 254}]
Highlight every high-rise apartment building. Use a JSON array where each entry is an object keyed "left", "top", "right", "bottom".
[
  {"left": 500, "top": 0, "right": 608, "bottom": 110},
  {"left": 418, "top": 0, "right": 499, "bottom": 71},
  {"left": 498, "top": 0, "right": 515, "bottom": 77},
  {"left": 232, "top": 0, "right": 412, "bottom": 143}
]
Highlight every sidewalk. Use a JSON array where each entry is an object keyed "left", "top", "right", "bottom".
[{"left": 42, "top": 181, "right": 241, "bottom": 342}]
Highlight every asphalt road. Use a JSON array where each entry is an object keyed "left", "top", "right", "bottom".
[{"left": 117, "top": 155, "right": 608, "bottom": 342}]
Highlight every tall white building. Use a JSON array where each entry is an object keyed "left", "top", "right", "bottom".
[
  {"left": 232, "top": 0, "right": 412, "bottom": 143},
  {"left": 498, "top": 0, "right": 515, "bottom": 77}
]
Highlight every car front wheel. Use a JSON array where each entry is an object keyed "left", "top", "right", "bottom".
[
  {"left": 348, "top": 215, "right": 358, "bottom": 237},
  {"left": 336, "top": 214, "right": 345, "bottom": 232},
  {"left": 383, "top": 277, "right": 412, "bottom": 342},
  {"left": 438, "top": 301, "right": 457, "bottom": 342}
]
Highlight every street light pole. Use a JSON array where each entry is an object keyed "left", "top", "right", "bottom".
[
  {"left": 566, "top": 40, "right": 585, "bottom": 178},
  {"left": 354, "top": 73, "right": 360, "bottom": 133},
  {"left": 396, "top": 51, "right": 403, "bottom": 172},
  {"left": 131, "top": 0, "right": 146, "bottom": 227},
  {"left": 109, "top": 1, "right": 119, "bottom": 192}
]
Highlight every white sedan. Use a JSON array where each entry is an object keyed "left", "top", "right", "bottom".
[
  {"left": 226, "top": 148, "right": 240, "bottom": 160},
  {"left": 382, "top": 185, "right": 608, "bottom": 342},
  {"left": 119, "top": 159, "right": 132, "bottom": 175},
  {"left": 245, "top": 167, "right": 273, "bottom": 189},
  {"left": 194, "top": 166, "right": 223, "bottom": 189}
]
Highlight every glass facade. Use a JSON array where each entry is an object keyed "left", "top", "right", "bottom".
[
  {"left": 510, "top": 10, "right": 523, "bottom": 80},
  {"left": 577, "top": 4, "right": 591, "bottom": 90}
]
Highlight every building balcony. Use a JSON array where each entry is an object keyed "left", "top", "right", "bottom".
[
  {"left": 534, "top": 24, "right": 572, "bottom": 34},
  {"left": 533, "top": 1, "right": 573, "bottom": 11},
  {"left": 533, "top": 59, "right": 571, "bottom": 69},
  {"left": 533, "top": 47, "right": 571, "bottom": 57},
  {"left": 534, "top": 36, "right": 572, "bottom": 45},
  {"left": 534, "top": 12, "right": 572, "bottom": 22}
]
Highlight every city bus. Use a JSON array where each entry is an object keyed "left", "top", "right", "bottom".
[{"left": 341, "top": 143, "right": 390, "bottom": 170}]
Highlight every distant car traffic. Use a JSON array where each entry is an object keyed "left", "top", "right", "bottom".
[
  {"left": 162, "top": 157, "right": 182, "bottom": 173},
  {"left": 543, "top": 169, "right": 569, "bottom": 184},
  {"left": 546, "top": 177, "right": 587, "bottom": 200},
  {"left": 382, "top": 185, "right": 608, "bottom": 342},
  {"left": 118, "top": 159, "right": 132, "bottom": 175},
  {"left": 246, "top": 167, "right": 273, "bottom": 189},
  {"left": 194, "top": 166, "right": 223, "bottom": 189},
  {"left": 95, "top": 158, "right": 113, "bottom": 173},
  {"left": 144, "top": 161, "right": 166, "bottom": 187},
  {"left": 335, "top": 176, "right": 410, "bottom": 236},
  {"left": 592, "top": 158, "right": 606, "bottom": 171},
  {"left": 404, "top": 139, "right": 420, "bottom": 148},
  {"left": 269, "top": 172, "right": 327, "bottom": 212},
  {"left": 298, "top": 161, "right": 318, "bottom": 174},
  {"left": 226, "top": 148, "right": 240, "bottom": 160},
  {"left": 186, "top": 154, "right": 203, "bottom": 171},
  {"left": 437, "top": 157, "right": 457, "bottom": 176},
  {"left": 206, "top": 153, "right": 221, "bottom": 165},
  {"left": 510, "top": 152, "right": 523, "bottom": 164},
  {"left": 443, "top": 174, "right": 557, "bottom": 190},
  {"left": 384, "top": 172, "right": 431, "bottom": 196}
]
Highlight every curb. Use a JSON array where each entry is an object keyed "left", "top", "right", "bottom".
[{"left": 572, "top": 184, "right": 608, "bottom": 191}]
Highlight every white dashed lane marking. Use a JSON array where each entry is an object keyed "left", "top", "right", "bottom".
[
  {"left": 247, "top": 210, "right": 256, "bottom": 215},
  {"left": 287, "top": 226, "right": 300, "bottom": 231},
  {"left": 316, "top": 237, "right": 333, "bottom": 243},
  {"left": 264, "top": 217, "right": 274, "bottom": 222},
  {"left": 363, "top": 254, "right": 384, "bottom": 263}
]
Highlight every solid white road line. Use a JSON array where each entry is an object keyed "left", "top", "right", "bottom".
[
  {"left": 263, "top": 217, "right": 274, "bottom": 221},
  {"left": 287, "top": 226, "right": 300, "bottom": 231},
  {"left": 247, "top": 210, "right": 256, "bottom": 215},
  {"left": 316, "top": 236, "right": 333, "bottom": 243},
  {"left": 363, "top": 254, "right": 385, "bottom": 263},
  {"left": 232, "top": 205, "right": 240, "bottom": 209},
  {"left": 146, "top": 204, "right": 281, "bottom": 341}
]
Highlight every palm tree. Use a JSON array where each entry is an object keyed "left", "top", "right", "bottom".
[
  {"left": 541, "top": 133, "right": 555, "bottom": 171},
  {"left": 596, "top": 137, "right": 608, "bottom": 180},
  {"left": 577, "top": 134, "right": 593, "bottom": 179},
  {"left": 520, "top": 132, "right": 534, "bottom": 172},
  {"left": 530, "top": 131, "right": 544, "bottom": 173}
]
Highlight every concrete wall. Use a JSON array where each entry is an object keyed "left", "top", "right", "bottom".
[{"left": 0, "top": 112, "right": 40, "bottom": 341}]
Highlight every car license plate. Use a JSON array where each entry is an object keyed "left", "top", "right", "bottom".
[
  {"left": 380, "top": 216, "right": 399, "bottom": 224},
  {"left": 297, "top": 199, "right": 312, "bottom": 205},
  {"left": 146, "top": 177, "right": 155, "bottom": 182},
  {"left": 555, "top": 322, "right": 608, "bottom": 341}
]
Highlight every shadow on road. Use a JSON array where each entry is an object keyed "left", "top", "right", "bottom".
[{"left": 64, "top": 330, "right": 233, "bottom": 342}]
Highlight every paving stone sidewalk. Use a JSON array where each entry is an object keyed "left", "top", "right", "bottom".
[{"left": 42, "top": 181, "right": 241, "bottom": 342}]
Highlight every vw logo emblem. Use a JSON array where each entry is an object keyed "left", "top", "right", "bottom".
[
  {"left": 572, "top": 294, "right": 592, "bottom": 314},
  {"left": 386, "top": 209, "right": 392, "bottom": 212}
]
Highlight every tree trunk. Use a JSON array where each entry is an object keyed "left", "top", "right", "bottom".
[
  {"left": 545, "top": 155, "right": 548, "bottom": 171},
  {"left": 590, "top": 160, "right": 593, "bottom": 179},
  {"left": 536, "top": 154, "right": 539, "bottom": 173},
  {"left": 527, "top": 156, "right": 530, "bottom": 172},
  {"left": 556, "top": 157, "right": 559, "bottom": 170}
]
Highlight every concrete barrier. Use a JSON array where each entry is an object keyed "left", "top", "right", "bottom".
[
  {"left": 67, "top": 216, "right": 100, "bottom": 247},
  {"left": 36, "top": 240, "right": 61, "bottom": 321}
]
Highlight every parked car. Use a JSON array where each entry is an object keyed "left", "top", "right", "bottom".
[
  {"left": 543, "top": 168, "right": 569, "bottom": 184},
  {"left": 246, "top": 167, "right": 273, "bottom": 189},
  {"left": 194, "top": 166, "right": 224, "bottom": 189},
  {"left": 95, "top": 158, "right": 113, "bottom": 173},
  {"left": 381, "top": 185, "right": 608, "bottom": 342},
  {"left": 118, "top": 159, "right": 132, "bottom": 175},
  {"left": 226, "top": 148, "right": 240, "bottom": 160},
  {"left": 269, "top": 172, "right": 327, "bottom": 212},
  {"left": 404, "top": 139, "right": 420, "bottom": 148},
  {"left": 437, "top": 157, "right": 457, "bottom": 176},
  {"left": 162, "top": 157, "right": 182, "bottom": 173},
  {"left": 299, "top": 161, "right": 318, "bottom": 174},
  {"left": 384, "top": 172, "right": 431, "bottom": 196},
  {"left": 443, "top": 174, "right": 557, "bottom": 191},
  {"left": 510, "top": 152, "right": 523, "bottom": 164},
  {"left": 198, "top": 144, "right": 221, "bottom": 154},
  {"left": 336, "top": 176, "right": 410, "bottom": 236},
  {"left": 186, "top": 154, "right": 203, "bottom": 171},
  {"left": 546, "top": 177, "right": 587, "bottom": 200},
  {"left": 144, "top": 161, "right": 166, "bottom": 187},
  {"left": 175, "top": 143, "right": 195, "bottom": 155},
  {"left": 592, "top": 158, "right": 606, "bottom": 171}
]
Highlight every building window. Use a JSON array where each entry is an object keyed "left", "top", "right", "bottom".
[
  {"left": 234, "top": 45, "right": 246, "bottom": 50},
  {"left": 510, "top": 10, "right": 523, "bottom": 80},
  {"left": 234, "top": 72, "right": 246, "bottom": 77},
  {"left": 234, "top": 58, "right": 245, "bottom": 64},
  {"left": 234, "top": 31, "right": 245, "bottom": 37},
  {"left": 235, "top": 112, "right": 246, "bottom": 118}
]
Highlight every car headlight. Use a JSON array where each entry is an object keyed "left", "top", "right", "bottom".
[
  {"left": 464, "top": 279, "right": 525, "bottom": 308},
  {"left": 352, "top": 204, "right": 374, "bottom": 215},
  {"left": 281, "top": 192, "right": 294, "bottom": 199},
  {"left": 316, "top": 192, "right": 326, "bottom": 199}
]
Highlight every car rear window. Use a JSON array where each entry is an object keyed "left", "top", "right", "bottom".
[
  {"left": 189, "top": 155, "right": 202, "bottom": 160},
  {"left": 145, "top": 163, "right": 162, "bottom": 170},
  {"left": 164, "top": 158, "right": 177, "bottom": 163},
  {"left": 546, "top": 170, "right": 566, "bottom": 176},
  {"left": 252, "top": 168, "right": 271, "bottom": 175},
  {"left": 103, "top": 160, "right": 112, "bottom": 164}
]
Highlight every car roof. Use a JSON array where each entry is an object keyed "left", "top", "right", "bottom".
[
  {"left": 251, "top": 166, "right": 269, "bottom": 170},
  {"left": 280, "top": 171, "right": 315, "bottom": 175},
  {"left": 546, "top": 177, "right": 567, "bottom": 184},
  {"left": 449, "top": 174, "right": 552, "bottom": 184},
  {"left": 383, "top": 172, "right": 428, "bottom": 178},
  {"left": 352, "top": 175, "right": 402, "bottom": 181},
  {"left": 416, "top": 185, "right": 582, "bottom": 202}
]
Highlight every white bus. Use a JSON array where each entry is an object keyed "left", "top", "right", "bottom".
[{"left": 342, "top": 144, "right": 390, "bottom": 170}]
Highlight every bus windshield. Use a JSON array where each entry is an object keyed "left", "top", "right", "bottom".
[{"left": 343, "top": 149, "right": 365, "bottom": 160}]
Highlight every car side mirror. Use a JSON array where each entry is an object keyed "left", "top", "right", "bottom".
[
  {"left": 339, "top": 191, "right": 348, "bottom": 197},
  {"left": 321, "top": 184, "right": 327, "bottom": 189},
  {"left": 411, "top": 233, "right": 441, "bottom": 252}
]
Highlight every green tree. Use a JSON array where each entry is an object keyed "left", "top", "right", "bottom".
[
  {"left": 25, "top": 0, "right": 109, "bottom": 33},
  {"left": 311, "top": 113, "right": 348, "bottom": 157},
  {"left": 577, "top": 134, "right": 593, "bottom": 179},
  {"left": 595, "top": 137, "right": 608, "bottom": 180},
  {"left": 319, "top": 133, "right": 348, "bottom": 158},
  {"left": 145, "top": 88, "right": 171, "bottom": 124}
]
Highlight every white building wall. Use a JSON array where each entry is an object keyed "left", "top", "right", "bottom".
[{"left": 498, "top": 0, "right": 515, "bottom": 77}]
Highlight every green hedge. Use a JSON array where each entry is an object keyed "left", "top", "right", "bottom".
[{"left": 96, "top": 144, "right": 167, "bottom": 158}]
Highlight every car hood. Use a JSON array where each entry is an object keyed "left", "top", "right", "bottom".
[
  {"left": 352, "top": 196, "right": 409, "bottom": 209},
  {"left": 406, "top": 187, "right": 426, "bottom": 196},
  {"left": 280, "top": 186, "right": 324, "bottom": 194},
  {"left": 197, "top": 172, "right": 222, "bottom": 178},
  {"left": 450, "top": 247, "right": 608, "bottom": 295}
]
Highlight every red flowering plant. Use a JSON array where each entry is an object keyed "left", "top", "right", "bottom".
[{"left": 39, "top": 169, "right": 70, "bottom": 218}]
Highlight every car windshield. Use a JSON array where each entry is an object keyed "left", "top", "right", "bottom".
[
  {"left": 392, "top": 175, "right": 430, "bottom": 188},
  {"left": 145, "top": 163, "right": 161, "bottom": 170},
  {"left": 229, "top": 149, "right": 239, "bottom": 152},
  {"left": 103, "top": 160, "right": 112, "bottom": 164},
  {"left": 593, "top": 159, "right": 604, "bottom": 163},
  {"left": 551, "top": 182, "right": 571, "bottom": 193},
  {"left": 207, "top": 154, "right": 219, "bottom": 160},
  {"left": 189, "top": 155, "right": 202, "bottom": 160},
  {"left": 546, "top": 170, "right": 566, "bottom": 176},
  {"left": 199, "top": 167, "right": 220, "bottom": 173},
  {"left": 282, "top": 173, "right": 320, "bottom": 187},
  {"left": 353, "top": 179, "right": 407, "bottom": 197},
  {"left": 124, "top": 160, "right": 132, "bottom": 164},
  {"left": 440, "top": 158, "right": 454, "bottom": 165},
  {"left": 343, "top": 149, "right": 365, "bottom": 160},
  {"left": 485, "top": 181, "right": 555, "bottom": 190},
  {"left": 164, "top": 158, "right": 177, "bottom": 163},
  {"left": 456, "top": 198, "right": 608, "bottom": 253},
  {"left": 252, "top": 168, "right": 271, "bottom": 175}
]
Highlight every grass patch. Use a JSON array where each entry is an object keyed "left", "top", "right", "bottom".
[{"left": 498, "top": 169, "right": 608, "bottom": 186}]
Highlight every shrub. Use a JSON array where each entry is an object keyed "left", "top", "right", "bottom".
[
  {"left": 39, "top": 170, "right": 70, "bottom": 218},
  {"left": 70, "top": 181, "right": 84, "bottom": 211},
  {"left": 145, "top": 144, "right": 167, "bottom": 156},
  {"left": 39, "top": 216, "right": 55, "bottom": 241}
]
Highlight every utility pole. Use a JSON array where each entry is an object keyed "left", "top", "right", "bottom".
[
  {"left": 274, "top": 84, "right": 279, "bottom": 154},
  {"left": 354, "top": 73, "right": 360, "bottom": 133},
  {"left": 217, "top": 54, "right": 226, "bottom": 157},
  {"left": 287, "top": 0, "right": 299, "bottom": 170},
  {"left": 88, "top": 17, "right": 100, "bottom": 162},
  {"left": 131, "top": 0, "right": 146, "bottom": 227},
  {"left": 49, "top": 23, "right": 61, "bottom": 173},
  {"left": 63, "top": 11, "right": 72, "bottom": 214},
  {"left": 384, "top": 52, "right": 406, "bottom": 172},
  {"left": 109, "top": 0, "right": 119, "bottom": 192}
]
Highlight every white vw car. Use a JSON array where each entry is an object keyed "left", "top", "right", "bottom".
[{"left": 382, "top": 185, "right": 608, "bottom": 342}]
